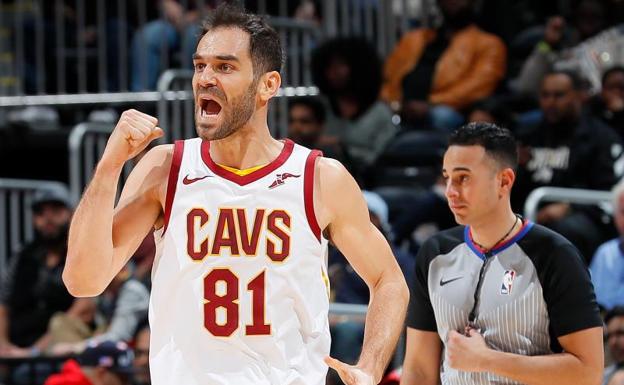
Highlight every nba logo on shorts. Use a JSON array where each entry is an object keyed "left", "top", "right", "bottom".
[{"left": 501, "top": 270, "right": 516, "bottom": 295}]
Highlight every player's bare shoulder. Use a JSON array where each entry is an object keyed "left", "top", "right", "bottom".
[
  {"left": 314, "top": 157, "right": 360, "bottom": 228},
  {"left": 316, "top": 157, "right": 350, "bottom": 183}
]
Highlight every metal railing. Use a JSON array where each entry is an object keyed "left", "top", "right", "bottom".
[
  {"left": 523, "top": 187, "right": 612, "bottom": 221},
  {"left": 0, "top": 0, "right": 323, "bottom": 101},
  {"left": 322, "top": 0, "right": 432, "bottom": 57},
  {"left": 66, "top": 76, "right": 318, "bottom": 203},
  {"left": 1, "top": 0, "right": 432, "bottom": 102},
  {"left": 0, "top": 178, "right": 70, "bottom": 273}
]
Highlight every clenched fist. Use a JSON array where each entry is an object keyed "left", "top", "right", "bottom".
[{"left": 101, "top": 109, "right": 164, "bottom": 168}]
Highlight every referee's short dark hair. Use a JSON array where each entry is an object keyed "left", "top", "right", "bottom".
[{"left": 449, "top": 122, "right": 518, "bottom": 170}]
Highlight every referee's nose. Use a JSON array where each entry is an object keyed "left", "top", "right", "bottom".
[{"left": 445, "top": 180, "right": 460, "bottom": 200}]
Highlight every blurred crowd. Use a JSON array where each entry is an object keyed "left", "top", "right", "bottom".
[{"left": 2, "top": 0, "right": 624, "bottom": 384}]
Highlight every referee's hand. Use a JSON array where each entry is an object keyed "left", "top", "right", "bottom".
[{"left": 446, "top": 329, "right": 490, "bottom": 372}]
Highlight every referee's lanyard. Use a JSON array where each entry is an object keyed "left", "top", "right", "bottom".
[
  {"left": 466, "top": 214, "right": 521, "bottom": 332},
  {"left": 467, "top": 251, "right": 495, "bottom": 331}
]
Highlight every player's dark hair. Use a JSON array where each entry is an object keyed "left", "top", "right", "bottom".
[
  {"left": 602, "top": 66, "right": 624, "bottom": 86},
  {"left": 448, "top": 122, "right": 518, "bottom": 170},
  {"left": 197, "top": 1, "right": 284, "bottom": 77},
  {"left": 288, "top": 96, "right": 326, "bottom": 125}
]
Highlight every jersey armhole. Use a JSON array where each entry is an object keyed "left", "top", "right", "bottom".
[
  {"left": 162, "top": 140, "right": 184, "bottom": 234},
  {"left": 303, "top": 150, "right": 323, "bottom": 242}
]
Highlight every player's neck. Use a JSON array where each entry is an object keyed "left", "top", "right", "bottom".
[
  {"left": 209, "top": 122, "right": 283, "bottom": 170},
  {"left": 469, "top": 204, "right": 521, "bottom": 251}
]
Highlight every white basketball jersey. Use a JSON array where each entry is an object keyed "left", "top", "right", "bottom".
[{"left": 149, "top": 138, "right": 331, "bottom": 385}]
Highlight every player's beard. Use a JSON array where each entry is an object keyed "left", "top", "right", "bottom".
[{"left": 195, "top": 80, "right": 258, "bottom": 141}]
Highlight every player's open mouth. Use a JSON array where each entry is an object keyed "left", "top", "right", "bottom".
[{"left": 199, "top": 96, "right": 222, "bottom": 117}]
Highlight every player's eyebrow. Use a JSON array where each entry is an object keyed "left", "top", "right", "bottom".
[
  {"left": 192, "top": 53, "right": 240, "bottom": 63},
  {"left": 441, "top": 167, "right": 472, "bottom": 173}
]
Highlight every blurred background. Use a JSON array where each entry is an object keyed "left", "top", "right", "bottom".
[{"left": 1, "top": 0, "right": 624, "bottom": 384}]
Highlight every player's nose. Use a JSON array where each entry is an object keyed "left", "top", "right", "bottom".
[{"left": 196, "top": 67, "right": 218, "bottom": 87}]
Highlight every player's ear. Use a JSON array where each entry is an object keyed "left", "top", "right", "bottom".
[{"left": 257, "top": 71, "right": 281, "bottom": 104}]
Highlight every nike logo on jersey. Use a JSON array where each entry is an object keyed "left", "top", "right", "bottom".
[
  {"left": 183, "top": 174, "right": 212, "bottom": 185},
  {"left": 439, "top": 276, "right": 463, "bottom": 286},
  {"left": 268, "top": 173, "right": 300, "bottom": 189}
]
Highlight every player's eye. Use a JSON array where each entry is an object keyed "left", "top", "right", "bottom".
[
  {"left": 194, "top": 63, "right": 206, "bottom": 72},
  {"left": 219, "top": 63, "right": 233, "bottom": 73}
]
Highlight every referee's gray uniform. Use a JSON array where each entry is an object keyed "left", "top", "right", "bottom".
[{"left": 408, "top": 220, "right": 602, "bottom": 385}]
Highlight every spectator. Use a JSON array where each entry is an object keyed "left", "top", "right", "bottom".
[
  {"left": 44, "top": 341, "right": 134, "bottom": 385},
  {"left": 512, "top": 0, "right": 612, "bottom": 96},
  {"left": 132, "top": 327, "right": 150, "bottom": 385},
  {"left": 311, "top": 37, "right": 399, "bottom": 173},
  {"left": 467, "top": 98, "right": 515, "bottom": 132},
  {"left": 48, "top": 263, "right": 149, "bottom": 356},
  {"left": 514, "top": 70, "right": 623, "bottom": 260},
  {"left": 0, "top": 185, "right": 76, "bottom": 357},
  {"left": 287, "top": 96, "right": 348, "bottom": 166},
  {"left": 604, "top": 308, "right": 624, "bottom": 385},
  {"left": 381, "top": 0, "right": 506, "bottom": 131},
  {"left": 590, "top": 180, "right": 624, "bottom": 311},
  {"left": 292, "top": 0, "right": 322, "bottom": 26},
  {"left": 131, "top": 0, "right": 214, "bottom": 91},
  {"left": 589, "top": 66, "right": 624, "bottom": 138}
]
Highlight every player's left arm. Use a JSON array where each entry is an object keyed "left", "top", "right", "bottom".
[{"left": 315, "top": 158, "right": 409, "bottom": 384}]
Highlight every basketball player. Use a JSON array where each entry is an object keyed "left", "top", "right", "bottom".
[
  {"left": 63, "top": 4, "right": 409, "bottom": 385},
  {"left": 401, "top": 122, "right": 603, "bottom": 385}
]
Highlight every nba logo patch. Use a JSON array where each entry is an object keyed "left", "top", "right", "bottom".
[{"left": 500, "top": 270, "right": 516, "bottom": 295}]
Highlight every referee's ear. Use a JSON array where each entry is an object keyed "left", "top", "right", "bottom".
[{"left": 498, "top": 167, "right": 516, "bottom": 199}]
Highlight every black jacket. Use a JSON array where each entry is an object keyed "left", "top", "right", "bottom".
[{"left": 513, "top": 113, "right": 623, "bottom": 211}]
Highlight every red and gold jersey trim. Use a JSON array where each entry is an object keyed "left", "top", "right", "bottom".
[{"left": 200, "top": 139, "right": 295, "bottom": 186}]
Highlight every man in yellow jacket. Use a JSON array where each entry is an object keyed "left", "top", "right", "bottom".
[{"left": 381, "top": 0, "right": 506, "bottom": 131}]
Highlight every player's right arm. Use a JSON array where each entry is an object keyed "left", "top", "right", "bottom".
[
  {"left": 63, "top": 109, "right": 167, "bottom": 297},
  {"left": 400, "top": 328, "right": 442, "bottom": 385}
]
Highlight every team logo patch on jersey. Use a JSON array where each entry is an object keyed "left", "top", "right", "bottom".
[
  {"left": 500, "top": 270, "right": 516, "bottom": 295},
  {"left": 268, "top": 173, "right": 300, "bottom": 189}
]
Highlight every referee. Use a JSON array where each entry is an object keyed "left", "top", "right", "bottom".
[{"left": 401, "top": 122, "right": 603, "bottom": 385}]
